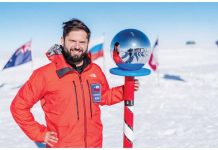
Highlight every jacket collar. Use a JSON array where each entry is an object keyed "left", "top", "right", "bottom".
[
  {"left": 46, "top": 44, "right": 74, "bottom": 78},
  {"left": 46, "top": 44, "right": 92, "bottom": 78}
]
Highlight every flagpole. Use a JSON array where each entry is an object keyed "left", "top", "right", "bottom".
[
  {"left": 102, "top": 33, "right": 106, "bottom": 73},
  {"left": 103, "top": 53, "right": 106, "bottom": 73},
  {"left": 157, "top": 68, "right": 160, "bottom": 86},
  {"left": 31, "top": 59, "right": 34, "bottom": 72},
  {"left": 156, "top": 35, "right": 159, "bottom": 86},
  {"left": 30, "top": 39, "right": 34, "bottom": 72}
]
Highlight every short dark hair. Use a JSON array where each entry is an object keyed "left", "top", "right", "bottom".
[{"left": 62, "top": 18, "right": 91, "bottom": 41}]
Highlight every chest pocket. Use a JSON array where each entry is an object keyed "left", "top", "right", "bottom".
[{"left": 72, "top": 81, "right": 79, "bottom": 120}]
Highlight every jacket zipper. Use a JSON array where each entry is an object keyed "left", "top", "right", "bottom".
[
  {"left": 79, "top": 75, "right": 87, "bottom": 147},
  {"left": 86, "top": 80, "right": 93, "bottom": 118},
  {"left": 73, "top": 81, "right": 79, "bottom": 120}
]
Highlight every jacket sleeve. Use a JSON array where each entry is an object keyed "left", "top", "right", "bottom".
[
  {"left": 10, "top": 70, "right": 48, "bottom": 142},
  {"left": 98, "top": 68, "right": 124, "bottom": 106}
]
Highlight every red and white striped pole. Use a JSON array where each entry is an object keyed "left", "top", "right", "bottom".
[
  {"left": 123, "top": 76, "right": 135, "bottom": 148},
  {"left": 109, "top": 28, "right": 151, "bottom": 148}
]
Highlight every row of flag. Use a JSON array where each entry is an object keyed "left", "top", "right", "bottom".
[
  {"left": 2, "top": 41, "right": 32, "bottom": 70},
  {"left": 2, "top": 38, "right": 159, "bottom": 71},
  {"left": 2, "top": 38, "right": 105, "bottom": 70},
  {"left": 148, "top": 38, "right": 159, "bottom": 71},
  {"left": 88, "top": 36, "right": 104, "bottom": 61}
]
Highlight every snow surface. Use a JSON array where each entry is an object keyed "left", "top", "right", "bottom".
[{"left": 1, "top": 47, "right": 218, "bottom": 148}]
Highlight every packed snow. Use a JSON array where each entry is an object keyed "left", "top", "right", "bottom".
[{"left": 1, "top": 47, "right": 218, "bottom": 148}]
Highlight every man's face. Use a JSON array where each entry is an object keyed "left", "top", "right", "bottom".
[{"left": 61, "top": 30, "right": 89, "bottom": 63}]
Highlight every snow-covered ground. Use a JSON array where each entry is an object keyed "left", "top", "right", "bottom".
[{"left": 1, "top": 47, "right": 218, "bottom": 148}]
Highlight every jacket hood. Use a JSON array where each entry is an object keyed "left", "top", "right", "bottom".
[{"left": 46, "top": 44, "right": 73, "bottom": 78}]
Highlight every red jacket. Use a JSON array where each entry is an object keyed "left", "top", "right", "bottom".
[
  {"left": 10, "top": 47, "right": 124, "bottom": 147},
  {"left": 113, "top": 51, "right": 123, "bottom": 64}
]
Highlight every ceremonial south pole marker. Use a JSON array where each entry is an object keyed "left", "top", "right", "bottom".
[{"left": 110, "top": 29, "right": 152, "bottom": 148}]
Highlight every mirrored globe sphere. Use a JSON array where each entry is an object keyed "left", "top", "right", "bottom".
[{"left": 111, "top": 29, "right": 151, "bottom": 70}]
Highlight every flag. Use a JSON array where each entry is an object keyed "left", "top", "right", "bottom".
[
  {"left": 88, "top": 36, "right": 104, "bottom": 61},
  {"left": 148, "top": 38, "right": 159, "bottom": 71},
  {"left": 3, "top": 41, "right": 32, "bottom": 70}
]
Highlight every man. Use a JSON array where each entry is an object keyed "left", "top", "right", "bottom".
[{"left": 10, "top": 19, "right": 139, "bottom": 148}]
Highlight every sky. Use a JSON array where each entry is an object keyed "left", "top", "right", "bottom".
[{"left": 0, "top": 2, "right": 218, "bottom": 59}]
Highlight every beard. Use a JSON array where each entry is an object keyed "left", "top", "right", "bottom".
[{"left": 62, "top": 46, "right": 87, "bottom": 65}]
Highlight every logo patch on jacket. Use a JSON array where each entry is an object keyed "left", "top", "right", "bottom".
[{"left": 91, "top": 83, "right": 101, "bottom": 103}]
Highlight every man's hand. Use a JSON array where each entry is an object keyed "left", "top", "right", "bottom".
[
  {"left": 44, "top": 131, "right": 58, "bottom": 147},
  {"left": 134, "top": 79, "right": 140, "bottom": 91}
]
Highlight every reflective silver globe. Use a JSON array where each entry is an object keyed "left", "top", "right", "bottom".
[{"left": 111, "top": 29, "right": 151, "bottom": 70}]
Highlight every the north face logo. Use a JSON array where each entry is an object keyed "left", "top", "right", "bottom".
[{"left": 89, "top": 73, "right": 97, "bottom": 78}]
